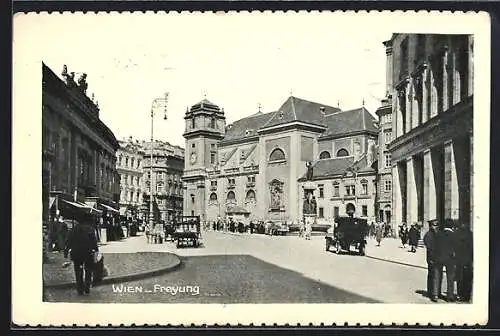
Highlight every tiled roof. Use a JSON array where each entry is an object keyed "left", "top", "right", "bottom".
[
  {"left": 261, "top": 96, "right": 337, "bottom": 129},
  {"left": 321, "top": 107, "right": 379, "bottom": 138},
  {"left": 223, "top": 111, "right": 274, "bottom": 141},
  {"left": 221, "top": 96, "right": 377, "bottom": 143},
  {"left": 300, "top": 154, "right": 375, "bottom": 180},
  {"left": 305, "top": 157, "right": 355, "bottom": 179}
]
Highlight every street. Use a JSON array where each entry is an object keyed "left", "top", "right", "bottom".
[{"left": 44, "top": 231, "right": 432, "bottom": 304}]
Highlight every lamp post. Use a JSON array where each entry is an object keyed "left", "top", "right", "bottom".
[{"left": 148, "top": 93, "right": 169, "bottom": 230}]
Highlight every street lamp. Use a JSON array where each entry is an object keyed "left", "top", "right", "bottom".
[{"left": 149, "top": 93, "right": 169, "bottom": 230}]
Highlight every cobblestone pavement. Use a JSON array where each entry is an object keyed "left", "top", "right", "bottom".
[{"left": 45, "top": 231, "right": 444, "bottom": 304}]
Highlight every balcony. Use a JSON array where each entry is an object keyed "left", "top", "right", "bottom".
[{"left": 209, "top": 185, "right": 218, "bottom": 191}]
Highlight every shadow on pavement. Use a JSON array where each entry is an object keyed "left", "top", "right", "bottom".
[
  {"left": 364, "top": 255, "right": 427, "bottom": 270},
  {"left": 45, "top": 254, "right": 381, "bottom": 303}
]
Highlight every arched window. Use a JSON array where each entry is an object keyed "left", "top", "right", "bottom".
[
  {"left": 227, "top": 191, "right": 236, "bottom": 203},
  {"left": 319, "top": 151, "right": 331, "bottom": 159},
  {"left": 337, "top": 148, "right": 349, "bottom": 157},
  {"left": 209, "top": 193, "right": 218, "bottom": 201},
  {"left": 245, "top": 190, "right": 256, "bottom": 203},
  {"left": 269, "top": 148, "right": 286, "bottom": 161},
  {"left": 210, "top": 117, "right": 216, "bottom": 129}
]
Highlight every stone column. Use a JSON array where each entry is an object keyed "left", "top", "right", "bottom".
[
  {"left": 430, "top": 66, "right": 438, "bottom": 118},
  {"left": 406, "top": 157, "right": 418, "bottom": 225},
  {"left": 423, "top": 149, "right": 437, "bottom": 222},
  {"left": 442, "top": 47, "right": 450, "bottom": 112},
  {"left": 422, "top": 68, "right": 429, "bottom": 124},
  {"left": 444, "top": 140, "right": 459, "bottom": 220},
  {"left": 392, "top": 164, "right": 402, "bottom": 232},
  {"left": 453, "top": 49, "right": 462, "bottom": 105},
  {"left": 405, "top": 83, "right": 412, "bottom": 134}
]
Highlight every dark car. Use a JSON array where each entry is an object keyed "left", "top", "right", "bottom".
[{"left": 325, "top": 216, "right": 369, "bottom": 255}]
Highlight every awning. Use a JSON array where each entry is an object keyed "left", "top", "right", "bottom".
[
  {"left": 49, "top": 196, "right": 56, "bottom": 209},
  {"left": 101, "top": 204, "right": 119, "bottom": 213},
  {"left": 62, "top": 200, "right": 102, "bottom": 215}
]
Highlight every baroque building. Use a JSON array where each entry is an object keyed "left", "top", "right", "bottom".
[
  {"left": 116, "top": 137, "right": 145, "bottom": 221},
  {"left": 142, "top": 140, "right": 185, "bottom": 223},
  {"left": 182, "top": 96, "right": 379, "bottom": 224},
  {"left": 42, "top": 63, "right": 120, "bottom": 243},
  {"left": 385, "top": 34, "right": 474, "bottom": 235}
]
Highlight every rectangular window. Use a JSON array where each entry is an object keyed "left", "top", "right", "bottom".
[
  {"left": 362, "top": 205, "right": 368, "bottom": 217},
  {"left": 318, "top": 185, "right": 324, "bottom": 198},
  {"left": 210, "top": 151, "right": 216, "bottom": 164},
  {"left": 362, "top": 183, "right": 368, "bottom": 195},
  {"left": 333, "top": 185, "right": 340, "bottom": 197},
  {"left": 385, "top": 154, "right": 392, "bottom": 168},
  {"left": 384, "top": 131, "right": 392, "bottom": 143},
  {"left": 319, "top": 207, "right": 324, "bottom": 218},
  {"left": 333, "top": 206, "right": 339, "bottom": 218},
  {"left": 385, "top": 180, "right": 392, "bottom": 191}
]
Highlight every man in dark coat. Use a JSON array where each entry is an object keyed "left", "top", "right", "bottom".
[
  {"left": 64, "top": 212, "right": 99, "bottom": 295},
  {"left": 408, "top": 224, "right": 419, "bottom": 252},
  {"left": 423, "top": 220, "right": 440, "bottom": 301},
  {"left": 432, "top": 219, "right": 457, "bottom": 302},
  {"left": 455, "top": 223, "right": 473, "bottom": 302}
]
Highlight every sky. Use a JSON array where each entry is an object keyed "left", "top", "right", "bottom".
[{"left": 31, "top": 12, "right": 391, "bottom": 148}]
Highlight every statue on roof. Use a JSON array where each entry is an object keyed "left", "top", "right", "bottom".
[
  {"left": 77, "top": 73, "right": 88, "bottom": 94},
  {"left": 305, "top": 161, "right": 314, "bottom": 181}
]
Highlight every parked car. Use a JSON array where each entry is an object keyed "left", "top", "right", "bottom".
[{"left": 325, "top": 216, "right": 369, "bottom": 255}]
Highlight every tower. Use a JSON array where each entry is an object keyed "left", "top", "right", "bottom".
[{"left": 182, "top": 99, "right": 225, "bottom": 220}]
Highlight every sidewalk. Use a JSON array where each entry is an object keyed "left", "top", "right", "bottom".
[
  {"left": 214, "top": 230, "right": 427, "bottom": 269},
  {"left": 364, "top": 236, "right": 427, "bottom": 269},
  {"left": 43, "top": 237, "right": 181, "bottom": 289}
]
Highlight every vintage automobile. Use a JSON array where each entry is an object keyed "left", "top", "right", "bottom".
[
  {"left": 325, "top": 216, "right": 369, "bottom": 255},
  {"left": 172, "top": 216, "right": 202, "bottom": 248},
  {"left": 265, "top": 221, "right": 289, "bottom": 236}
]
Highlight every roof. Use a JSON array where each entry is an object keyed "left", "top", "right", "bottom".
[
  {"left": 321, "top": 107, "right": 378, "bottom": 138},
  {"left": 299, "top": 154, "right": 375, "bottom": 180},
  {"left": 223, "top": 111, "right": 274, "bottom": 141},
  {"left": 221, "top": 96, "right": 377, "bottom": 143},
  {"left": 226, "top": 205, "right": 250, "bottom": 214},
  {"left": 261, "top": 96, "right": 337, "bottom": 129}
]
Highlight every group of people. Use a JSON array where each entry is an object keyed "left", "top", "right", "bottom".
[
  {"left": 399, "top": 223, "right": 422, "bottom": 252},
  {"left": 423, "top": 219, "right": 473, "bottom": 303},
  {"left": 369, "top": 222, "right": 393, "bottom": 246}
]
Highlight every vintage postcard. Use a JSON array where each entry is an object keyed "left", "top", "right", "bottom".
[{"left": 12, "top": 10, "right": 490, "bottom": 326}]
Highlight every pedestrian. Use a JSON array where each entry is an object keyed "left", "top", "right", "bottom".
[
  {"left": 408, "top": 223, "right": 419, "bottom": 252},
  {"left": 399, "top": 223, "right": 409, "bottom": 248},
  {"left": 433, "top": 219, "right": 457, "bottom": 302},
  {"left": 145, "top": 223, "right": 151, "bottom": 244},
  {"left": 455, "top": 222, "right": 473, "bottom": 302},
  {"left": 375, "top": 222, "right": 383, "bottom": 246},
  {"left": 299, "top": 219, "right": 305, "bottom": 238},
  {"left": 424, "top": 220, "right": 441, "bottom": 301},
  {"left": 64, "top": 212, "right": 99, "bottom": 295}
]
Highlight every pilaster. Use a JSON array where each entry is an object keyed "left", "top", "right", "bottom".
[
  {"left": 423, "top": 149, "right": 437, "bottom": 222},
  {"left": 444, "top": 140, "right": 459, "bottom": 220},
  {"left": 406, "top": 156, "right": 418, "bottom": 225}
]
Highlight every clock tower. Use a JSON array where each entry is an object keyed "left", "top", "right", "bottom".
[{"left": 182, "top": 99, "right": 225, "bottom": 220}]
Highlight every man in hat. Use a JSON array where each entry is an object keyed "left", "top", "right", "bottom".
[
  {"left": 424, "top": 219, "right": 441, "bottom": 301},
  {"left": 433, "top": 218, "right": 457, "bottom": 302},
  {"left": 64, "top": 212, "right": 99, "bottom": 295},
  {"left": 455, "top": 222, "right": 473, "bottom": 302}
]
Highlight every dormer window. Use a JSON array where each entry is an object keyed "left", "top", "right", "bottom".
[
  {"left": 245, "top": 129, "right": 251, "bottom": 136},
  {"left": 278, "top": 111, "right": 284, "bottom": 119}
]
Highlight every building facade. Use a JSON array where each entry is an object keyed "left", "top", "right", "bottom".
[
  {"left": 42, "top": 63, "right": 120, "bottom": 242},
  {"left": 142, "top": 140, "right": 185, "bottom": 223},
  {"left": 385, "top": 34, "right": 474, "bottom": 235},
  {"left": 116, "top": 137, "right": 145, "bottom": 221},
  {"left": 183, "top": 96, "right": 379, "bottom": 224}
]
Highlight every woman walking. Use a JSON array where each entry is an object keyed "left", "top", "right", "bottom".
[
  {"left": 375, "top": 223, "right": 383, "bottom": 247},
  {"left": 399, "top": 223, "right": 409, "bottom": 248}
]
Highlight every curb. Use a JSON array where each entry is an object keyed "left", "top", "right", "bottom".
[{"left": 44, "top": 253, "right": 182, "bottom": 290}]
